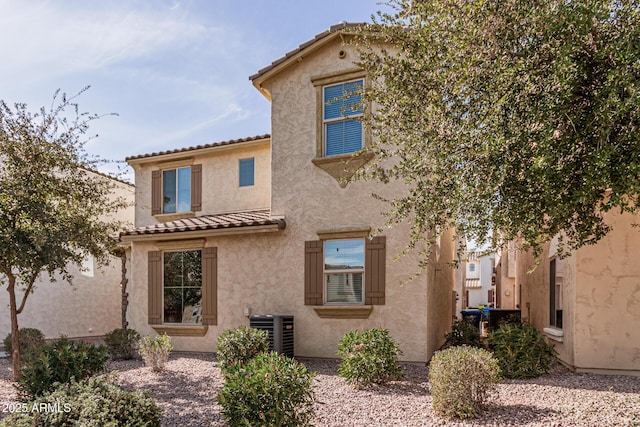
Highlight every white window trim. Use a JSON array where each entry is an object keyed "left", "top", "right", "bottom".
[
  {"left": 162, "top": 249, "right": 203, "bottom": 326},
  {"left": 162, "top": 166, "right": 191, "bottom": 214},
  {"left": 323, "top": 238, "right": 365, "bottom": 306},
  {"left": 322, "top": 78, "right": 364, "bottom": 157}
]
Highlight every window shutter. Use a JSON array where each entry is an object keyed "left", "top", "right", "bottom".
[
  {"left": 151, "top": 170, "right": 162, "bottom": 215},
  {"left": 191, "top": 164, "right": 202, "bottom": 212},
  {"left": 202, "top": 247, "right": 217, "bottom": 325},
  {"left": 148, "top": 251, "right": 162, "bottom": 324},
  {"left": 365, "top": 236, "right": 386, "bottom": 305},
  {"left": 304, "top": 241, "right": 323, "bottom": 305}
]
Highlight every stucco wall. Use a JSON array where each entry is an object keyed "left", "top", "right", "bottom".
[
  {"left": 0, "top": 177, "right": 135, "bottom": 340},
  {"left": 260, "top": 36, "right": 453, "bottom": 362},
  {"left": 132, "top": 141, "right": 270, "bottom": 228},
  {"left": 573, "top": 210, "right": 640, "bottom": 372},
  {"left": 516, "top": 210, "right": 640, "bottom": 373}
]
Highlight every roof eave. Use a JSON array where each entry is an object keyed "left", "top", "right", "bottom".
[
  {"left": 120, "top": 221, "right": 285, "bottom": 243},
  {"left": 250, "top": 22, "right": 365, "bottom": 101}
]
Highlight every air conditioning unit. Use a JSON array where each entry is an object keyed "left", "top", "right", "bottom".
[{"left": 249, "top": 314, "right": 294, "bottom": 358}]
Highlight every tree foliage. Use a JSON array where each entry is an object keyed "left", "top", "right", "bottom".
[
  {"left": 353, "top": 0, "right": 640, "bottom": 258},
  {"left": 0, "top": 87, "right": 129, "bottom": 379}
]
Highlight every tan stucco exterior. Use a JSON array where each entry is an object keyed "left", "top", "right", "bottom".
[
  {"left": 0, "top": 175, "right": 135, "bottom": 341},
  {"left": 516, "top": 210, "right": 640, "bottom": 375},
  {"left": 124, "top": 27, "right": 457, "bottom": 362}
]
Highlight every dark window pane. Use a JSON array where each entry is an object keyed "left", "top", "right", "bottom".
[{"left": 163, "top": 169, "right": 177, "bottom": 213}]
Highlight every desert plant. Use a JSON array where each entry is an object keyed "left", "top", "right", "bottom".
[
  {"left": 488, "top": 322, "right": 557, "bottom": 379},
  {"left": 104, "top": 328, "right": 140, "bottom": 360},
  {"left": 444, "top": 319, "right": 484, "bottom": 349},
  {"left": 337, "top": 328, "right": 403, "bottom": 387},
  {"left": 216, "top": 325, "right": 269, "bottom": 372},
  {"left": 1, "top": 374, "right": 162, "bottom": 426},
  {"left": 16, "top": 336, "right": 108, "bottom": 400},
  {"left": 2, "top": 328, "right": 45, "bottom": 361},
  {"left": 428, "top": 345, "right": 501, "bottom": 419},
  {"left": 218, "top": 352, "right": 315, "bottom": 427},
  {"left": 139, "top": 333, "right": 173, "bottom": 372}
]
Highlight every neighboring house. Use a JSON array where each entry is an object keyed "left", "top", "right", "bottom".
[
  {"left": 120, "top": 23, "right": 457, "bottom": 362},
  {"left": 501, "top": 209, "right": 640, "bottom": 375},
  {"left": 0, "top": 171, "right": 135, "bottom": 341},
  {"left": 463, "top": 252, "right": 496, "bottom": 308}
]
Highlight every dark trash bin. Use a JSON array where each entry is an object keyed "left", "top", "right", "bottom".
[{"left": 460, "top": 309, "right": 482, "bottom": 329}]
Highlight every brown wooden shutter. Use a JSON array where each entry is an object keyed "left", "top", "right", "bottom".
[
  {"left": 365, "top": 236, "right": 386, "bottom": 305},
  {"left": 148, "top": 251, "right": 162, "bottom": 324},
  {"left": 304, "top": 241, "right": 323, "bottom": 305},
  {"left": 202, "top": 247, "right": 217, "bottom": 325},
  {"left": 151, "top": 170, "right": 162, "bottom": 215},
  {"left": 191, "top": 164, "right": 202, "bottom": 212}
]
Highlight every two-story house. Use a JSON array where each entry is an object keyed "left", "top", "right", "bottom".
[{"left": 121, "top": 23, "right": 456, "bottom": 362}]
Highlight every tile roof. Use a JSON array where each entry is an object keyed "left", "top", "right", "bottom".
[
  {"left": 125, "top": 134, "right": 270, "bottom": 162},
  {"left": 120, "top": 209, "right": 285, "bottom": 238},
  {"left": 249, "top": 22, "right": 365, "bottom": 82}
]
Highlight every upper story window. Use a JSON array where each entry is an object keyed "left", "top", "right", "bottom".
[
  {"left": 163, "top": 167, "right": 191, "bottom": 213},
  {"left": 323, "top": 79, "right": 364, "bottom": 156},
  {"left": 239, "top": 158, "right": 255, "bottom": 187},
  {"left": 151, "top": 164, "right": 202, "bottom": 216},
  {"left": 468, "top": 263, "right": 476, "bottom": 272}
]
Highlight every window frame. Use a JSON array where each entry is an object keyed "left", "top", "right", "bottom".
[
  {"left": 239, "top": 157, "right": 255, "bottom": 187},
  {"left": 322, "top": 78, "right": 364, "bottom": 157},
  {"left": 549, "top": 257, "right": 563, "bottom": 329},
  {"left": 323, "top": 238, "right": 365, "bottom": 306},
  {"left": 162, "top": 166, "right": 191, "bottom": 214},
  {"left": 162, "top": 249, "right": 203, "bottom": 325}
]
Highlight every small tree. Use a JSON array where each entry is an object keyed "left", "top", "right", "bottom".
[{"left": 0, "top": 88, "right": 129, "bottom": 380}]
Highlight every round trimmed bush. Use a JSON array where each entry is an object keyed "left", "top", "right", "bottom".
[
  {"left": 488, "top": 322, "right": 557, "bottom": 379},
  {"left": 337, "top": 328, "right": 403, "bottom": 387},
  {"left": 216, "top": 325, "right": 269, "bottom": 372},
  {"left": 444, "top": 319, "right": 484, "bottom": 349},
  {"left": 429, "top": 345, "right": 501, "bottom": 419},
  {"left": 17, "top": 337, "right": 108, "bottom": 400},
  {"left": 104, "top": 328, "right": 140, "bottom": 360},
  {"left": 218, "top": 352, "right": 315, "bottom": 427},
  {"left": 2, "top": 374, "right": 162, "bottom": 426},
  {"left": 3, "top": 328, "right": 45, "bottom": 360}
]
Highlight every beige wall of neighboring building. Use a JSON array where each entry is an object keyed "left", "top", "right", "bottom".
[
  {"left": 0, "top": 176, "right": 135, "bottom": 341},
  {"left": 515, "top": 210, "right": 640, "bottom": 375}
]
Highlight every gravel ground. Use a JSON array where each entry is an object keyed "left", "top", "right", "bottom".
[{"left": 0, "top": 353, "right": 639, "bottom": 426}]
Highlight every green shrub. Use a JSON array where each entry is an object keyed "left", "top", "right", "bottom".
[
  {"left": 488, "top": 322, "right": 557, "bottom": 379},
  {"left": 216, "top": 325, "right": 269, "bottom": 372},
  {"left": 3, "top": 328, "right": 45, "bottom": 360},
  {"left": 337, "top": 328, "right": 403, "bottom": 387},
  {"left": 428, "top": 345, "right": 501, "bottom": 419},
  {"left": 218, "top": 352, "right": 315, "bottom": 427},
  {"left": 444, "top": 319, "right": 484, "bottom": 348},
  {"left": 16, "top": 336, "right": 108, "bottom": 400},
  {"left": 104, "top": 328, "right": 140, "bottom": 360},
  {"left": 1, "top": 374, "right": 162, "bottom": 427},
  {"left": 139, "top": 334, "right": 173, "bottom": 372}
]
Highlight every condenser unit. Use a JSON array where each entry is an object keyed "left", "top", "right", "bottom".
[{"left": 249, "top": 314, "right": 294, "bottom": 358}]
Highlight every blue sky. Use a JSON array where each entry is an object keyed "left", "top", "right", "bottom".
[{"left": 0, "top": 0, "right": 388, "bottom": 180}]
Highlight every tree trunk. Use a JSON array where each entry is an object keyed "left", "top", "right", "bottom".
[
  {"left": 120, "top": 250, "right": 129, "bottom": 329},
  {"left": 6, "top": 273, "right": 21, "bottom": 381}
]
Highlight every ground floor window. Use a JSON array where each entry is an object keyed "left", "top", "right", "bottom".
[
  {"left": 163, "top": 250, "right": 202, "bottom": 324},
  {"left": 324, "top": 239, "right": 365, "bottom": 304},
  {"left": 549, "top": 258, "right": 563, "bottom": 328}
]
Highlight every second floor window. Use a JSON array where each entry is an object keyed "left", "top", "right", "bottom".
[
  {"left": 323, "top": 79, "right": 364, "bottom": 156},
  {"left": 163, "top": 167, "right": 191, "bottom": 213}
]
